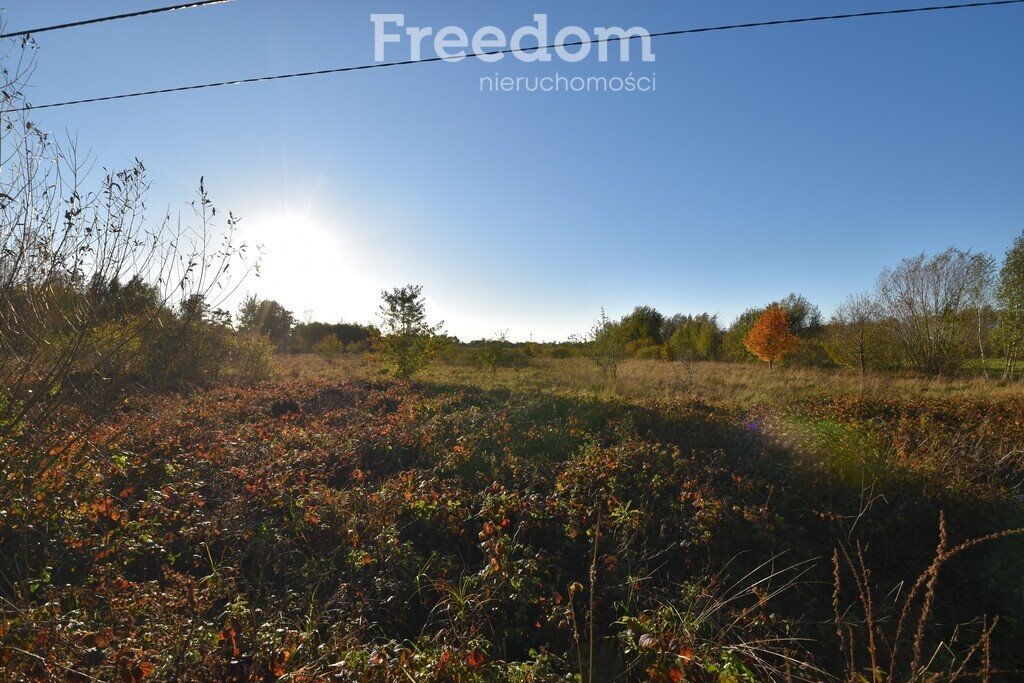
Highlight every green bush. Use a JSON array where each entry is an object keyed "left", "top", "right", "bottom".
[
  {"left": 313, "top": 334, "right": 344, "bottom": 365},
  {"left": 229, "top": 332, "right": 274, "bottom": 383},
  {"left": 668, "top": 314, "right": 722, "bottom": 360},
  {"left": 576, "top": 309, "right": 629, "bottom": 379},
  {"left": 545, "top": 345, "right": 574, "bottom": 359},
  {"left": 635, "top": 344, "right": 666, "bottom": 360},
  {"left": 346, "top": 339, "right": 372, "bottom": 354},
  {"left": 789, "top": 337, "right": 835, "bottom": 368},
  {"left": 479, "top": 339, "right": 506, "bottom": 372}
]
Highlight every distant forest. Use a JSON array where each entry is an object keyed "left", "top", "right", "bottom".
[{"left": 240, "top": 237, "right": 1024, "bottom": 380}]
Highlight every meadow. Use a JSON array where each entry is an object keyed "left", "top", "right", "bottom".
[
  {"left": 3, "top": 354, "right": 1023, "bottom": 682},
  {"left": 4, "top": 3, "right": 1024, "bottom": 679}
]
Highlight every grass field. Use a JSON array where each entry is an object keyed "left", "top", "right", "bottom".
[
  {"left": 279, "top": 354, "right": 1024, "bottom": 405},
  {"left": 3, "top": 355, "right": 1024, "bottom": 681}
]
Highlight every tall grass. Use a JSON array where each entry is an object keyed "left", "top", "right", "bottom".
[{"left": 274, "top": 354, "right": 1023, "bottom": 406}]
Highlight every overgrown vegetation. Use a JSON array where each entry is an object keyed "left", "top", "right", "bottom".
[
  {"left": 3, "top": 367, "right": 1023, "bottom": 681},
  {"left": 0, "top": 37, "right": 261, "bottom": 505},
  {"left": 2, "top": 22, "right": 1024, "bottom": 683}
]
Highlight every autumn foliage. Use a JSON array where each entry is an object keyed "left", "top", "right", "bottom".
[
  {"left": 4, "top": 374, "right": 1024, "bottom": 680},
  {"left": 744, "top": 305, "right": 799, "bottom": 369}
]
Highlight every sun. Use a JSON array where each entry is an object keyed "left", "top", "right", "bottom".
[{"left": 240, "top": 211, "right": 364, "bottom": 322}]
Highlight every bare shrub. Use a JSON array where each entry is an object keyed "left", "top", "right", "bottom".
[
  {"left": 0, "top": 36, "right": 254, "bottom": 499},
  {"left": 833, "top": 514, "right": 1024, "bottom": 682}
]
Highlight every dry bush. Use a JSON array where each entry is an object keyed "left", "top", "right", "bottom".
[
  {"left": 833, "top": 514, "right": 1024, "bottom": 682},
  {"left": 0, "top": 35, "right": 255, "bottom": 501}
]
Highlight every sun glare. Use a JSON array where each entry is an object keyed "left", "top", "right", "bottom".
[{"left": 242, "top": 212, "right": 366, "bottom": 322}]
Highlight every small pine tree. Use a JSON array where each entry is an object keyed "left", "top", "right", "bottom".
[
  {"left": 376, "top": 285, "right": 444, "bottom": 378},
  {"left": 744, "top": 305, "right": 798, "bottom": 370}
]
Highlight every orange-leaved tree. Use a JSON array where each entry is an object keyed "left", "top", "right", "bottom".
[{"left": 744, "top": 305, "right": 798, "bottom": 370}]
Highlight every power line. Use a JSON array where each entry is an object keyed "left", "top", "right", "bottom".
[
  {"left": 0, "top": 0, "right": 231, "bottom": 40},
  {"left": 14, "top": 0, "right": 1024, "bottom": 112}
]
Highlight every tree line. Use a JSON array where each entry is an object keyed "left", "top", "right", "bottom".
[
  {"left": 234, "top": 295, "right": 378, "bottom": 358},
  {"left": 311, "top": 235, "right": 1024, "bottom": 382},
  {"left": 571, "top": 240, "right": 1024, "bottom": 379}
]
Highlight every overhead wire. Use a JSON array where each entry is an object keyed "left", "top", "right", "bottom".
[{"left": 10, "top": 0, "right": 1024, "bottom": 112}]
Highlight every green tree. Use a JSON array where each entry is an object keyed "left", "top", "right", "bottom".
[
  {"left": 997, "top": 231, "right": 1024, "bottom": 379},
  {"left": 237, "top": 295, "right": 294, "bottom": 348},
  {"left": 777, "top": 293, "right": 823, "bottom": 336},
  {"left": 292, "top": 321, "right": 375, "bottom": 352},
  {"left": 619, "top": 305, "right": 665, "bottom": 346},
  {"left": 314, "top": 333, "right": 344, "bottom": 365},
  {"left": 576, "top": 308, "right": 629, "bottom": 380},
  {"left": 479, "top": 331, "right": 510, "bottom": 373},
  {"left": 375, "top": 285, "right": 444, "bottom": 378},
  {"left": 668, "top": 314, "right": 721, "bottom": 360}
]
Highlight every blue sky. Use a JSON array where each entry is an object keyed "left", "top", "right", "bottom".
[{"left": 4, "top": 0, "right": 1023, "bottom": 340}]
